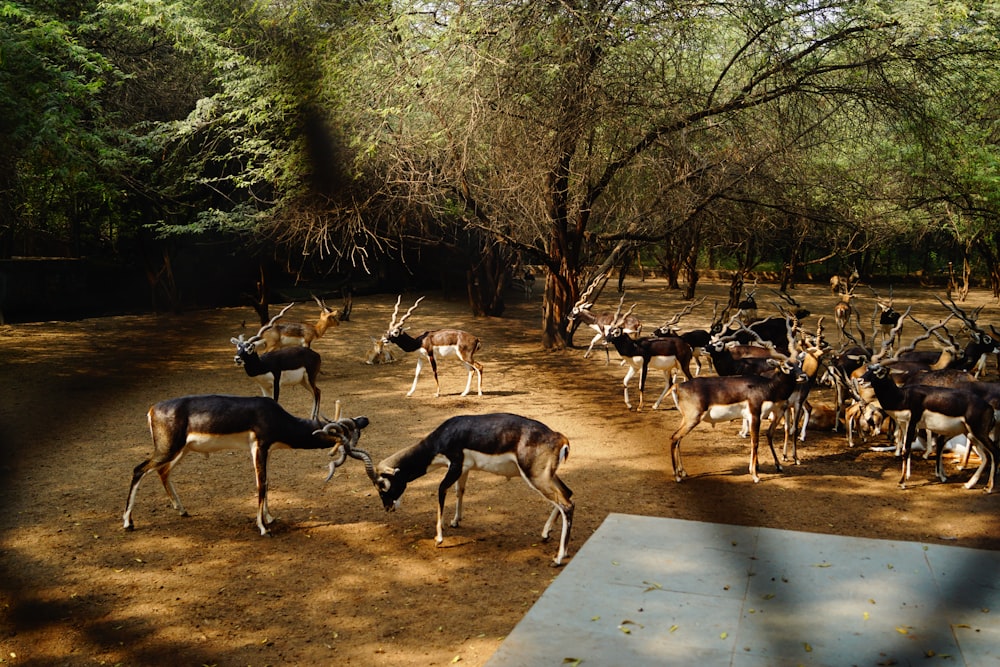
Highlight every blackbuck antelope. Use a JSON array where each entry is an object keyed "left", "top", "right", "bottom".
[
  {"left": 937, "top": 295, "right": 1000, "bottom": 378},
  {"left": 652, "top": 298, "right": 713, "bottom": 375},
  {"left": 858, "top": 364, "right": 998, "bottom": 492},
  {"left": 604, "top": 300, "right": 693, "bottom": 411},
  {"left": 123, "top": 395, "right": 372, "bottom": 535},
  {"left": 667, "top": 358, "right": 809, "bottom": 483},
  {"left": 257, "top": 295, "right": 340, "bottom": 351},
  {"left": 871, "top": 286, "right": 902, "bottom": 347},
  {"left": 380, "top": 296, "right": 483, "bottom": 397},
  {"left": 371, "top": 413, "right": 574, "bottom": 566},
  {"left": 833, "top": 273, "right": 861, "bottom": 342},
  {"left": 905, "top": 371, "right": 1000, "bottom": 470},
  {"left": 736, "top": 280, "right": 758, "bottom": 324},
  {"left": 231, "top": 307, "right": 323, "bottom": 419},
  {"left": 568, "top": 273, "right": 641, "bottom": 363}
]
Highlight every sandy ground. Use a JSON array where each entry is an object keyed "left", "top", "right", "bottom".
[{"left": 1, "top": 278, "right": 998, "bottom": 666}]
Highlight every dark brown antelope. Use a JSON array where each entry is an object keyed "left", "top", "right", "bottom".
[
  {"left": 371, "top": 413, "right": 574, "bottom": 566},
  {"left": 667, "top": 358, "right": 809, "bottom": 483},
  {"left": 858, "top": 363, "right": 997, "bottom": 492},
  {"left": 379, "top": 296, "right": 483, "bottom": 397},
  {"left": 231, "top": 306, "right": 323, "bottom": 419},
  {"left": 123, "top": 396, "right": 372, "bottom": 535},
  {"left": 604, "top": 299, "right": 694, "bottom": 411}
]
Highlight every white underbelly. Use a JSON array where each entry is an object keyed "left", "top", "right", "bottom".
[
  {"left": 433, "top": 451, "right": 521, "bottom": 478},
  {"left": 705, "top": 403, "right": 749, "bottom": 424},
  {"left": 185, "top": 431, "right": 254, "bottom": 454},
  {"left": 918, "top": 412, "right": 966, "bottom": 436}
]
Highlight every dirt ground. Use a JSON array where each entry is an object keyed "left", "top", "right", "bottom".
[{"left": 2, "top": 278, "right": 999, "bottom": 666}]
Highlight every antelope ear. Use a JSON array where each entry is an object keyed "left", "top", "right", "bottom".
[
  {"left": 377, "top": 478, "right": 391, "bottom": 492},
  {"left": 230, "top": 337, "right": 241, "bottom": 345}
]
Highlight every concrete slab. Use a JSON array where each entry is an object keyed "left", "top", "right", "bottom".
[{"left": 485, "top": 514, "right": 1000, "bottom": 667}]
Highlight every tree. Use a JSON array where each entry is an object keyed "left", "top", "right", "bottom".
[{"left": 331, "top": 0, "right": 1000, "bottom": 348}]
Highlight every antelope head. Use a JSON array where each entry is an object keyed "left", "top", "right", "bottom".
[
  {"left": 231, "top": 302, "right": 296, "bottom": 362},
  {"left": 384, "top": 295, "right": 426, "bottom": 340}
]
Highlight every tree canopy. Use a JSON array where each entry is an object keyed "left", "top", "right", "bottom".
[{"left": 3, "top": 0, "right": 1000, "bottom": 338}]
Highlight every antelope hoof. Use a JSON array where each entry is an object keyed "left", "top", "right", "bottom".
[{"left": 124, "top": 523, "right": 135, "bottom": 532}]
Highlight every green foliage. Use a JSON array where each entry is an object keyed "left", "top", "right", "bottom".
[{"left": 0, "top": 1, "right": 127, "bottom": 254}]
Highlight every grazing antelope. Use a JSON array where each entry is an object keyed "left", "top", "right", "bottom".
[
  {"left": 231, "top": 308, "right": 323, "bottom": 419},
  {"left": 123, "top": 395, "right": 372, "bottom": 535},
  {"left": 604, "top": 299, "right": 694, "bottom": 411},
  {"left": 380, "top": 296, "right": 483, "bottom": 397},
  {"left": 667, "top": 358, "right": 809, "bottom": 483},
  {"left": 568, "top": 273, "right": 642, "bottom": 363},
  {"left": 371, "top": 413, "right": 574, "bottom": 566},
  {"left": 858, "top": 363, "right": 998, "bottom": 492},
  {"left": 257, "top": 295, "right": 340, "bottom": 352}
]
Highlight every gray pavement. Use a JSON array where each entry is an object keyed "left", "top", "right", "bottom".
[{"left": 486, "top": 513, "right": 1000, "bottom": 666}]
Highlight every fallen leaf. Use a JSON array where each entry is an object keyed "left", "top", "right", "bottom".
[
  {"left": 762, "top": 593, "right": 775, "bottom": 600},
  {"left": 812, "top": 563, "right": 832, "bottom": 568},
  {"left": 562, "top": 659, "right": 582, "bottom": 667},
  {"left": 669, "top": 625, "right": 679, "bottom": 633},
  {"left": 451, "top": 656, "right": 462, "bottom": 663},
  {"left": 590, "top": 616, "right": 600, "bottom": 622},
  {"left": 643, "top": 581, "right": 662, "bottom": 592},
  {"left": 863, "top": 612, "right": 870, "bottom": 620},
  {"left": 895, "top": 626, "right": 909, "bottom": 635},
  {"left": 804, "top": 642, "right": 812, "bottom": 652},
  {"left": 720, "top": 632, "right": 728, "bottom": 640}
]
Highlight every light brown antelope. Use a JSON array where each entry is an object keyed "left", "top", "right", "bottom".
[
  {"left": 568, "top": 273, "right": 642, "bottom": 363},
  {"left": 123, "top": 396, "right": 372, "bottom": 535},
  {"left": 257, "top": 295, "right": 340, "bottom": 352},
  {"left": 667, "top": 358, "right": 809, "bottom": 483},
  {"left": 231, "top": 306, "right": 323, "bottom": 419},
  {"left": 380, "top": 296, "right": 483, "bottom": 397},
  {"left": 371, "top": 413, "right": 574, "bottom": 566}
]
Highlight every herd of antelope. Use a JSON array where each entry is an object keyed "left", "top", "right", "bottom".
[
  {"left": 123, "top": 291, "right": 573, "bottom": 565},
  {"left": 122, "top": 271, "right": 1000, "bottom": 566},
  {"left": 571, "top": 271, "right": 1000, "bottom": 497}
]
